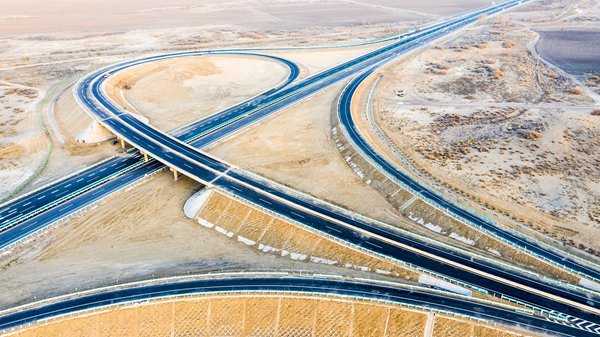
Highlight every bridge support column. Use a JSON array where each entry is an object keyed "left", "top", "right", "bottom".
[
  {"left": 120, "top": 138, "right": 126, "bottom": 149},
  {"left": 142, "top": 151, "right": 148, "bottom": 162},
  {"left": 170, "top": 167, "right": 179, "bottom": 181}
]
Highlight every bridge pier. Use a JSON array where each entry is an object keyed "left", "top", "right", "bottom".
[
  {"left": 142, "top": 151, "right": 148, "bottom": 162},
  {"left": 170, "top": 167, "right": 179, "bottom": 181},
  {"left": 120, "top": 138, "right": 126, "bottom": 149}
]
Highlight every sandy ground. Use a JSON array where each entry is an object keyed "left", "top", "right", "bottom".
[
  {"left": 208, "top": 81, "right": 404, "bottom": 226},
  {"left": 0, "top": 6, "right": 419, "bottom": 201},
  {"left": 0, "top": 173, "right": 374, "bottom": 310},
  {"left": 0, "top": 0, "right": 494, "bottom": 37},
  {"left": 5, "top": 295, "right": 539, "bottom": 337},
  {"left": 344, "top": 73, "right": 582, "bottom": 283},
  {"left": 0, "top": 0, "right": 563, "bottom": 333},
  {"left": 371, "top": 1, "right": 600, "bottom": 253},
  {"left": 0, "top": 80, "right": 46, "bottom": 198},
  {"left": 109, "top": 55, "right": 289, "bottom": 132}
]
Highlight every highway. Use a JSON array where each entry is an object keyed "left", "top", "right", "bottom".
[
  {"left": 0, "top": 52, "right": 300, "bottom": 247},
  {"left": 337, "top": 55, "right": 600, "bottom": 283},
  {"left": 3, "top": 0, "right": 600, "bottom": 334},
  {"left": 0, "top": 1, "right": 510, "bottom": 248},
  {"left": 76, "top": 0, "right": 600, "bottom": 333},
  {"left": 0, "top": 274, "right": 596, "bottom": 337}
]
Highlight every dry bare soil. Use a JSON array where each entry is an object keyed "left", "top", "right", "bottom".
[
  {"left": 6, "top": 295, "right": 539, "bottom": 337},
  {"left": 372, "top": 1, "right": 600, "bottom": 254},
  {"left": 0, "top": 0, "right": 571, "bottom": 333},
  {"left": 0, "top": 0, "right": 490, "bottom": 36}
]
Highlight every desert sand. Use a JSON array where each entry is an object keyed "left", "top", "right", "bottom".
[{"left": 371, "top": 0, "right": 600, "bottom": 255}]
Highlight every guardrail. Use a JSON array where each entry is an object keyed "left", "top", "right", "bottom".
[
  {"left": 241, "top": 164, "right": 599, "bottom": 298},
  {"left": 0, "top": 163, "right": 166, "bottom": 252},
  {"left": 334, "top": 43, "right": 600, "bottom": 286},
  {"left": 218, "top": 188, "right": 520, "bottom": 300},
  {"left": 1, "top": 290, "right": 496, "bottom": 335},
  {"left": 0, "top": 269, "right": 538, "bottom": 334},
  {"left": 364, "top": 73, "right": 600, "bottom": 280},
  {"left": 0, "top": 159, "right": 146, "bottom": 232}
]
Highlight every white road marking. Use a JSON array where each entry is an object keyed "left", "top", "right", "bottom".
[
  {"left": 259, "top": 198, "right": 272, "bottom": 205},
  {"left": 326, "top": 226, "right": 341, "bottom": 233},
  {"left": 367, "top": 241, "right": 383, "bottom": 250},
  {"left": 290, "top": 211, "right": 305, "bottom": 219}
]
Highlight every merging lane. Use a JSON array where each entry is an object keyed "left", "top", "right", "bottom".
[
  {"left": 0, "top": 3, "right": 502, "bottom": 248},
  {"left": 0, "top": 52, "right": 300, "bottom": 247},
  {"left": 4, "top": 0, "right": 600, "bottom": 334},
  {"left": 77, "top": 0, "right": 600, "bottom": 333}
]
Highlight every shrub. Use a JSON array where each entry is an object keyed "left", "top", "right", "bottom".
[
  {"left": 591, "top": 109, "right": 600, "bottom": 116},
  {"left": 490, "top": 69, "right": 504, "bottom": 80},
  {"left": 502, "top": 40, "right": 515, "bottom": 48},
  {"left": 567, "top": 87, "right": 584, "bottom": 95}
]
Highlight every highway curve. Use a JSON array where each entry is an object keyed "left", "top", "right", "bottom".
[
  {"left": 0, "top": 274, "right": 596, "bottom": 337},
  {"left": 0, "top": 23, "right": 451, "bottom": 248},
  {"left": 0, "top": 17, "right": 459, "bottom": 243},
  {"left": 74, "top": 0, "right": 600, "bottom": 334},
  {"left": 0, "top": 0, "right": 517, "bottom": 247},
  {"left": 4, "top": 0, "right": 600, "bottom": 335},
  {"left": 337, "top": 71, "right": 600, "bottom": 283},
  {"left": 0, "top": 2, "right": 511, "bottom": 249},
  {"left": 0, "top": 52, "right": 300, "bottom": 249}
]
